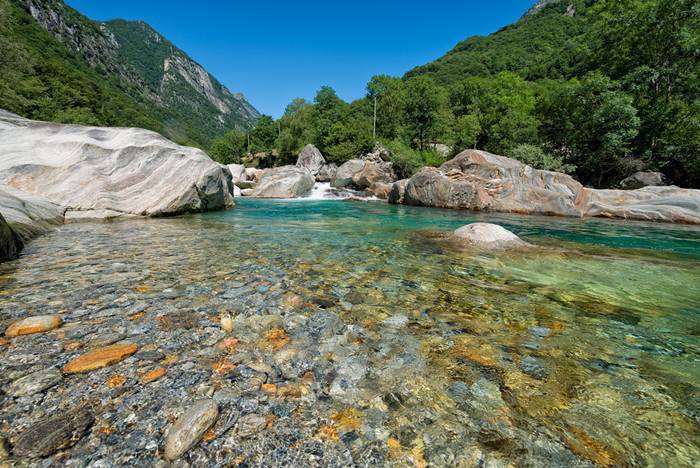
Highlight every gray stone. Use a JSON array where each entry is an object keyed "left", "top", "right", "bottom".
[
  {"left": 0, "top": 185, "right": 64, "bottom": 244},
  {"left": 235, "top": 413, "right": 266, "bottom": 438},
  {"left": 452, "top": 223, "right": 529, "bottom": 250},
  {"left": 6, "top": 367, "right": 62, "bottom": 397},
  {"left": 352, "top": 161, "right": 396, "bottom": 189},
  {"left": 248, "top": 166, "right": 315, "bottom": 198},
  {"left": 296, "top": 144, "right": 326, "bottom": 176},
  {"left": 332, "top": 159, "right": 365, "bottom": 188},
  {"left": 619, "top": 171, "right": 672, "bottom": 190},
  {"left": 12, "top": 406, "right": 94, "bottom": 458},
  {"left": 227, "top": 164, "right": 246, "bottom": 181},
  {"left": 164, "top": 399, "right": 219, "bottom": 460},
  {"left": 0, "top": 111, "right": 234, "bottom": 218},
  {"left": 0, "top": 212, "right": 22, "bottom": 262},
  {"left": 388, "top": 179, "right": 408, "bottom": 205},
  {"left": 316, "top": 163, "right": 338, "bottom": 183}
]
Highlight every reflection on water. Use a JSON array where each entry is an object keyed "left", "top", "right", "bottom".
[{"left": 1, "top": 198, "right": 699, "bottom": 466}]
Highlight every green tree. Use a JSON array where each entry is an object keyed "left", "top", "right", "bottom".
[
  {"left": 249, "top": 115, "right": 277, "bottom": 153},
  {"left": 403, "top": 76, "right": 452, "bottom": 150},
  {"left": 451, "top": 114, "right": 482, "bottom": 152},
  {"left": 509, "top": 144, "right": 576, "bottom": 173},
  {"left": 209, "top": 129, "right": 247, "bottom": 164},
  {"left": 367, "top": 75, "right": 406, "bottom": 140},
  {"left": 539, "top": 73, "right": 640, "bottom": 186}
]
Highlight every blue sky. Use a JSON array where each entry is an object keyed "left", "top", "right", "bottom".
[{"left": 65, "top": 0, "right": 536, "bottom": 118}]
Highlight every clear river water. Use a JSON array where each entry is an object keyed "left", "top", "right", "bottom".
[{"left": 1, "top": 198, "right": 699, "bottom": 466}]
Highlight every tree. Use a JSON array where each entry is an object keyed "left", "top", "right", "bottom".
[
  {"left": 451, "top": 114, "right": 481, "bottom": 152},
  {"left": 367, "top": 75, "right": 406, "bottom": 140},
  {"left": 249, "top": 115, "right": 277, "bottom": 154},
  {"left": 403, "top": 76, "right": 451, "bottom": 150},
  {"left": 509, "top": 144, "right": 576, "bottom": 173},
  {"left": 209, "top": 129, "right": 247, "bottom": 165},
  {"left": 538, "top": 73, "right": 640, "bottom": 186}
]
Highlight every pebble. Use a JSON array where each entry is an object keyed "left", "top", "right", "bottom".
[
  {"left": 4, "top": 315, "right": 62, "bottom": 337},
  {"left": 6, "top": 367, "right": 62, "bottom": 397},
  {"left": 12, "top": 406, "right": 94, "bottom": 458},
  {"left": 164, "top": 399, "right": 219, "bottom": 461},
  {"left": 63, "top": 343, "right": 138, "bottom": 374},
  {"left": 235, "top": 413, "right": 266, "bottom": 438}
]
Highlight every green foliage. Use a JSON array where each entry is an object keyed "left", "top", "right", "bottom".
[
  {"left": 209, "top": 129, "right": 247, "bottom": 164},
  {"left": 367, "top": 75, "right": 406, "bottom": 140},
  {"left": 509, "top": 144, "right": 576, "bottom": 173},
  {"left": 382, "top": 139, "right": 445, "bottom": 179},
  {"left": 249, "top": 115, "right": 277, "bottom": 153},
  {"left": 403, "top": 76, "right": 451, "bottom": 150},
  {"left": 451, "top": 114, "right": 481, "bottom": 153}
]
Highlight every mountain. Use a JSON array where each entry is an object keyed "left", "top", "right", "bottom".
[
  {"left": 0, "top": 0, "right": 259, "bottom": 147},
  {"left": 405, "top": 0, "right": 595, "bottom": 85}
]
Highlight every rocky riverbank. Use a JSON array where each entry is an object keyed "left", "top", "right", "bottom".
[
  {"left": 0, "top": 110, "right": 236, "bottom": 260},
  {"left": 390, "top": 149, "right": 700, "bottom": 224}
]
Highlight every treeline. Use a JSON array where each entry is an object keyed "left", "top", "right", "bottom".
[{"left": 211, "top": 0, "right": 699, "bottom": 188}]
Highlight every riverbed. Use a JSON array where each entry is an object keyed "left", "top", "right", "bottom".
[{"left": 1, "top": 198, "right": 699, "bottom": 466}]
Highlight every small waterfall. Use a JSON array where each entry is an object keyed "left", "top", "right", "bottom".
[{"left": 302, "top": 182, "right": 379, "bottom": 201}]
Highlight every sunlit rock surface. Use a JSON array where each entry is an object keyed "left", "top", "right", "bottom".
[
  {"left": 0, "top": 110, "right": 234, "bottom": 218},
  {"left": 248, "top": 166, "right": 315, "bottom": 198}
]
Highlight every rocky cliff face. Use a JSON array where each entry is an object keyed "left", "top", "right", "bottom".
[{"left": 17, "top": 0, "right": 259, "bottom": 138}]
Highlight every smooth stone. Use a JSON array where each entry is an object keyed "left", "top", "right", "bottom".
[
  {"left": 6, "top": 367, "right": 62, "bottom": 397},
  {"left": 0, "top": 185, "right": 64, "bottom": 244},
  {"left": 296, "top": 144, "right": 326, "bottom": 176},
  {"left": 12, "top": 406, "right": 94, "bottom": 458},
  {"left": 619, "top": 171, "right": 672, "bottom": 190},
  {"left": 248, "top": 166, "right": 315, "bottom": 198},
  {"left": 452, "top": 223, "right": 530, "bottom": 250},
  {"left": 235, "top": 413, "right": 266, "bottom": 438},
  {"left": 63, "top": 343, "right": 138, "bottom": 374},
  {"left": 164, "top": 399, "right": 219, "bottom": 460},
  {"left": 5, "top": 315, "right": 62, "bottom": 337}
]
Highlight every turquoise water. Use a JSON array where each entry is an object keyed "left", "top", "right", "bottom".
[{"left": 2, "top": 198, "right": 699, "bottom": 465}]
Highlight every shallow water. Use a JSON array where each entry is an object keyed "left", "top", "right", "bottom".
[{"left": 1, "top": 199, "right": 699, "bottom": 466}]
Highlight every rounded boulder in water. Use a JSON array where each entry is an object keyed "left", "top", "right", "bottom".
[{"left": 451, "top": 223, "right": 530, "bottom": 250}]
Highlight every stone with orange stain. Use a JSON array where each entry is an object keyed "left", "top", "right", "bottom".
[
  {"left": 278, "top": 383, "right": 308, "bottom": 398},
  {"left": 265, "top": 414, "right": 277, "bottom": 428},
  {"left": 448, "top": 336, "right": 500, "bottom": 367},
  {"left": 106, "top": 374, "right": 127, "bottom": 388},
  {"left": 134, "top": 285, "right": 151, "bottom": 293},
  {"left": 212, "top": 358, "right": 236, "bottom": 375},
  {"left": 162, "top": 354, "right": 178, "bottom": 365},
  {"left": 563, "top": 426, "right": 619, "bottom": 467},
  {"left": 264, "top": 328, "right": 289, "bottom": 350},
  {"left": 387, "top": 437, "right": 401, "bottom": 452},
  {"left": 215, "top": 337, "right": 239, "bottom": 353},
  {"left": 5, "top": 315, "right": 62, "bottom": 337},
  {"left": 316, "top": 425, "right": 339, "bottom": 442},
  {"left": 128, "top": 311, "right": 146, "bottom": 321},
  {"left": 141, "top": 367, "right": 167, "bottom": 384},
  {"left": 63, "top": 341, "right": 82, "bottom": 352},
  {"left": 331, "top": 407, "right": 363, "bottom": 432},
  {"left": 63, "top": 343, "right": 138, "bottom": 374},
  {"left": 0, "top": 338, "right": 9, "bottom": 347},
  {"left": 261, "top": 383, "right": 277, "bottom": 395}
]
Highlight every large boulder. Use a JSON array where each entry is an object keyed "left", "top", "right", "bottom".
[
  {"left": 0, "top": 111, "right": 234, "bottom": 217},
  {"left": 227, "top": 164, "right": 246, "bottom": 181},
  {"left": 248, "top": 166, "right": 315, "bottom": 198},
  {"left": 316, "top": 164, "right": 338, "bottom": 183},
  {"left": 0, "top": 213, "right": 22, "bottom": 261},
  {"left": 619, "top": 171, "right": 672, "bottom": 190},
  {"left": 397, "top": 149, "right": 700, "bottom": 224},
  {"left": 352, "top": 160, "right": 397, "bottom": 189},
  {"left": 388, "top": 179, "right": 409, "bottom": 205},
  {"left": 452, "top": 223, "right": 530, "bottom": 250},
  {"left": 332, "top": 159, "right": 365, "bottom": 188},
  {"left": 296, "top": 144, "right": 326, "bottom": 176}
]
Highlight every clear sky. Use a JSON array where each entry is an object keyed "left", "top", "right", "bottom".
[{"left": 65, "top": 0, "right": 536, "bottom": 118}]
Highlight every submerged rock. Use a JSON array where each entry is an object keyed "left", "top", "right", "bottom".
[
  {"left": 0, "top": 110, "right": 234, "bottom": 219},
  {"left": 397, "top": 149, "right": 700, "bottom": 224},
  {"left": 6, "top": 367, "right": 62, "bottom": 396},
  {"left": 452, "top": 223, "right": 530, "bottom": 250},
  {"left": 249, "top": 166, "right": 315, "bottom": 198},
  {"left": 296, "top": 144, "right": 326, "bottom": 176},
  {"left": 12, "top": 406, "right": 94, "bottom": 459},
  {"left": 63, "top": 343, "right": 138, "bottom": 374},
  {"left": 164, "top": 399, "right": 219, "bottom": 460},
  {"left": 619, "top": 171, "right": 672, "bottom": 190},
  {"left": 5, "top": 314, "right": 62, "bottom": 337}
]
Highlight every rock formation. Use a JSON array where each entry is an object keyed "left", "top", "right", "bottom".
[
  {"left": 395, "top": 149, "right": 700, "bottom": 224},
  {"left": 248, "top": 166, "right": 315, "bottom": 198},
  {"left": 619, "top": 171, "right": 672, "bottom": 190},
  {"left": 451, "top": 223, "right": 530, "bottom": 250},
  {"left": 0, "top": 111, "right": 234, "bottom": 218},
  {"left": 296, "top": 144, "right": 326, "bottom": 176}
]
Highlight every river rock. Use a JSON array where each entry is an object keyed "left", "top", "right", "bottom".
[
  {"left": 12, "top": 406, "right": 94, "bottom": 459},
  {"left": 235, "top": 413, "right": 266, "bottom": 438},
  {"left": 0, "top": 212, "right": 22, "bottom": 261},
  {"left": 244, "top": 167, "right": 261, "bottom": 182},
  {"left": 398, "top": 149, "right": 700, "bottom": 224},
  {"left": 452, "top": 223, "right": 530, "bottom": 250},
  {"left": 361, "top": 143, "right": 392, "bottom": 162},
  {"left": 388, "top": 179, "right": 408, "bottom": 204},
  {"left": 296, "top": 144, "right": 326, "bottom": 176},
  {"left": 369, "top": 182, "right": 393, "bottom": 200},
  {"left": 332, "top": 159, "right": 365, "bottom": 188},
  {"left": 6, "top": 367, "right": 62, "bottom": 396},
  {"left": 352, "top": 161, "right": 396, "bottom": 189},
  {"left": 0, "top": 185, "right": 64, "bottom": 242},
  {"left": 164, "top": 399, "right": 219, "bottom": 460},
  {"left": 316, "top": 163, "right": 338, "bottom": 183},
  {"left": 248, "top": 166, "right": 314, "bottom": 198},
  {"left": 227, "top": 164, "right": 246, "bottom": 181},
  {"left": 619, "top": 171, "right": 672, "bottom": 190},
  {"left": 5, "top": 315, "right": 62, "bottom": 337},
  {"left": 63, "top": 343, "right": 138, "bottom": 374},
  {"left": 233, "top": 185, "right": 242, "bottom": 197},
  {"left": 0, "top": 110, "right": 234, "bottom": 218}
]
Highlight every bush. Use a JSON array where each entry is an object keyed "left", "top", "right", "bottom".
[
  {"left": 382, "top": 139, "right": 446, "bottom": 179},
  {"left": 509, "top": 144, "right": 576, "bottom": 173}
]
